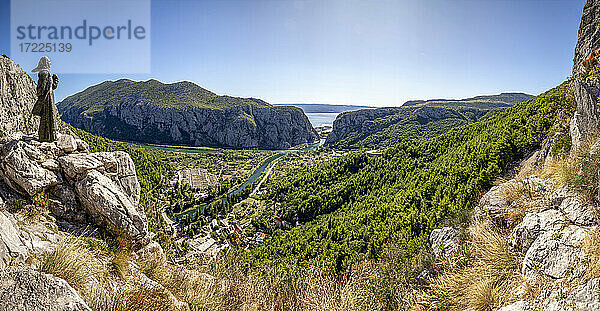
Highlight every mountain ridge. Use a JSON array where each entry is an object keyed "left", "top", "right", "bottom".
[{"left": 58, "top": 79, "right": 319, "bottom": 149}]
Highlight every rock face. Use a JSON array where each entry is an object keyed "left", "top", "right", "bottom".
[
  {"left": 57, "top": 79, "right": 318, "bottom": 149},
  {"left": 570, "top": 0, "right": 600, "bottom": 154},
  {"left": 0, "top": 134, "right": 151, "bottom": 249},
  {"left": 0, "top": 268, "right": 91, "bottom": 311},
  {"left": 324, "top": 93, "right": 533, "bottom": 149},
  {"left": 572, "top": 0, "right": 600, "bottom": 77},
  {"left": 0, "top": 209, "right": 28, "bottom": 268},
  {"left": 569, "top": 78, "right": 600, "bottom": 154},
  {"left": 0, "top": 55, "right": 39, "bottom": 137},
  {"left": 521, "top": 225, "right": 587, "bottom": 282}
]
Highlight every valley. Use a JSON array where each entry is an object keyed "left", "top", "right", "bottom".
[{"left": 1, "top": 1, "right": 598, "bottom": 310}]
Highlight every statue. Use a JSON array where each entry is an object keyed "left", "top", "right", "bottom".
[{"left": 31, "top": 56, "right": 59, "bottom": 142}]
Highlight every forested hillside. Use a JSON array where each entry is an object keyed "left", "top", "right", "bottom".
[
  {"left": 325, "top": 93, "right": 534, "bottom": 149},
  {"left": 251, "top": 83, "right": 571, "bottom": 270}
]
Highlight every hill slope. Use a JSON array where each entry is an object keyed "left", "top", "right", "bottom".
[
  {"left": 252, "top": 85, "right": 567, "bottom": 270},
  {"left": 58, "top": 79, "right": 319, "bottom": 149},
  {"left": 325, "top": 92, "right": 534, "bottom": 149}
]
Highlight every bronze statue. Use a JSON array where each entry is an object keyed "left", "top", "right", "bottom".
[{"left": 31, "top": 56, "right": 59, "bottom": 142}]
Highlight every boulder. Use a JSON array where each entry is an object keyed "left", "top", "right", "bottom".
[
  {"left": 429, "top": 227, "right": 462, "bottom": 260},
  {"left": 136, "top": 240, "right": 166, "bottom": 265},
  {"left": 509, "top": 209, "right": 567, "bottom": 253},
  {"left": 0, "top": 139, "right": 62, "bottom": 196},
  {"left": 474, "top": 183, "right": 511, "bottom": 224},
  {"left": 549, "top": 185, "right": 597, "bottom": 226},
  {"left": 75, "top": 169, "right": 150, "bottom": 248},
  {"left": 540, "top": 278, "right": 600, "bottom": 311},
  {"left": 572, "top": 278, "right": 600, "bottom": 310},
  {"left": 0, "top": 268, "right": 91, "bottom": 311},
  {"left": 57, "top": 134, "right": 78, "bottom": 153},
  {"left": 59, "top": 151, "right": 140, "bottom": 204},
  {"left": 522, "top": 225, "right": 587, "bottom": 283}
]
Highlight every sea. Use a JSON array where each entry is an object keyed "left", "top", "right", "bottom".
[{"left": 305, "top": 112, "right": 339, "bottom": 127}]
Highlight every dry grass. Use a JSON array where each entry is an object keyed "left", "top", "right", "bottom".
[
  {"left": 39, "top": 237, "right": 101, "bottom": 292},
  {"left": 111, "top": 284, "right": 178, "bottom": 311},
  {"left": 132, "top": 249, "right": 421, "bottom": 311},
  {"left": 582, "top": 227, "right": 600, "bottom": 281},
  {"left": 416, "top": 223, "right": 522, "bottom": 311},
  {"left": 541, "top": 157, "right": 578, "bottom": 189}
]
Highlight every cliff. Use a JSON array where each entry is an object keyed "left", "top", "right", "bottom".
[
  {"left": 58, "top": 79, "right": 319, "bottom": 149},
  {"left": 0, "top": 55, "right": 39, "bottom": 136},
  {"left": 325, "top": 93, "right": 533, "bottom": 149}
]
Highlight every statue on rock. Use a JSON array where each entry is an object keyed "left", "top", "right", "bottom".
[{"left": 31, "top": 56, "right": 59, "bottom": 142}]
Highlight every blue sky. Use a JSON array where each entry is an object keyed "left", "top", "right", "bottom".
[{"left": 0, "top": 0, "right": 586, "bottom": 106}]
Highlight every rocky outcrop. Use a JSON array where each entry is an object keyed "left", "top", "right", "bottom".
[
  {"left": 429, "top": 227, "right": 462, "bottom": 260},
  {"left": 0, "top": 55, "right": 38, "bottom": 137},
  {"left": 570, "top": 0, "right": 600, "bottom": 154},
  {"left": 0, "top": 134, "right": 151, "bottom": 249},
  {"left": 521, "top": 224, "right": 587, "bottom": 282},
  {"left": 569, "top": 78, "right": 600, "bottom": 154},
  {"left": 0, "top": 209, "right": 28, "bottom": 268},
  {"left": 324, "top": 108, "right": 399, "bottom": 146},
  {"left": 572, "top": 0, "right": 600, "bottom": 77},
  {"left": 0, "top": 268, "right": 91, "bottom": 311},
  {"left": 57, "top": 79, "right": 318, "bottom": 149}
]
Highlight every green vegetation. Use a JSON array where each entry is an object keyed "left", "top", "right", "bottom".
[
  {"left": 328, "top": 93, "right": 533, "bottom": 150},
  {"left": 251, "top": 83, "right": 572, "bottom": 271},
  {"left": 60, "top": 79, "right": 270, "bottom": 115},
  {"left": 331, "top": 106, "right": 504, "bottom": 149}
]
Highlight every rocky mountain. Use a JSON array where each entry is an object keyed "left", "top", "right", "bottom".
[
  {"left": 325, "top": 92, "right": 534, "bottom": 149},
  {"left": 57, "top": 79, "right": 319, "bottom": 149}
]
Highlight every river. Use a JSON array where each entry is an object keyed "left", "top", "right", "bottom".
[{"left": 141, "top": 139, "right": 325, "bottom": 220}]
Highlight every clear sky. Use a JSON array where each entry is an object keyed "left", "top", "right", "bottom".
[{"left": 0, "top": 0, "right": 587, "bottom": 106}]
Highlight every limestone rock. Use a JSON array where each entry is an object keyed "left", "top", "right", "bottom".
[
  {"left": 572, "top": 278, "right": 600, "bottom": 311},
  {"left": 569, "top": 78, "right": 600, "bottom": 154},
  {"left": 497, "top": 301, "right": 533, "bottom": 311},
  {"left": 0, "top": 268, "right": 91, "bottom": 311},
  {"left": 572, "top": 0, "right": 600, "bottom": 76},
  {"left": 59, "top": 151, "right": 140, "bottom": 204},
  {"left": 0, "top": 210, "right": 28, "bottom": 269},
  {"left": 522, "top": 225, "right": 587, "bottom": 282},
  {"left": 509, "top": 209, "right": 567, "bottom": 253},
  {"left": 0, "top": 139, "right": 62, "bottom": 196},
  {"left": 429, "top": 227, "right": 462, "bottom": 260},
  {"left": 75, "top": 169, "right": 150, "bottom": 248},
  {"left": 0, "top": 55, "right": 39, "bottom": 136},
  {"left": 57, "top": 134, "right": 78, "bottom": 153},
  {"left": 136, "top": 240, "right": 166, "bottom": 265}
]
